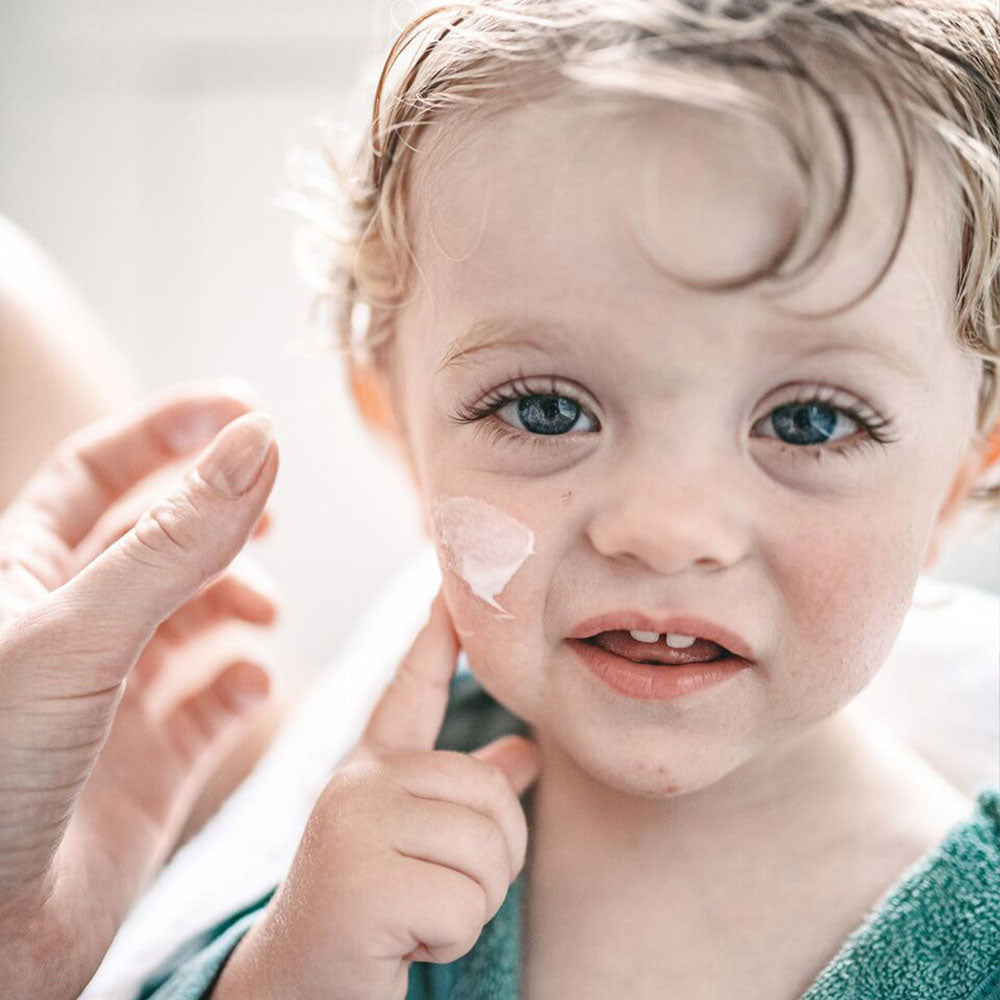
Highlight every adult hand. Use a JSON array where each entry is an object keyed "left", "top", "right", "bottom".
[{"left": 0, "top": 387, "right": 280, "bottom": 999}]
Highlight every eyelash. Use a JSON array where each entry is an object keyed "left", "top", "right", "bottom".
[{"left": 450, "top": 375, "right": 899, "bottom": 457}]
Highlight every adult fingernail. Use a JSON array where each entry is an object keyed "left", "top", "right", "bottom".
[{"left": 198, "top": 413, "right": 274, "bottom": 497}]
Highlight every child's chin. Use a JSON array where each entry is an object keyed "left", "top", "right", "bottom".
[{"left": 566, "top": 737, "right": 749, "bottom": 801}]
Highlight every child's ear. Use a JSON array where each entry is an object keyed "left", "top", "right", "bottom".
[
  {"left": 347, "top": 357, "right": 431, "bottom": 535},
  {"left": 347, "top": 357, "right": 402, "bottom": 445},
  {"left": 922, "top": 421, "right": 1000, "bottom": 572}
]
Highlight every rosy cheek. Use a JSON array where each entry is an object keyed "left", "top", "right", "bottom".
[
  {"left": 432, "top": 495, "right": 535, "bottom": 629},
  {"left": 777, "top": 514, "right": 917, "bottom": 705}
]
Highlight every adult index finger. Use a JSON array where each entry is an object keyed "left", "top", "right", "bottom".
[
  {"left": 358, "top": 590, "right": 461, "bottom": 754},
  {"left": 3, "top": 383, "right": 255, "bottom": 552}
]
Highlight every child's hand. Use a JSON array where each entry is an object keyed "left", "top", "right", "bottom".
[{"left": 213, "top": 590, "right": 542, "bottom": 1000}]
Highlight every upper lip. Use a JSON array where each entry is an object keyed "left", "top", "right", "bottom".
[{"left": 568, "top": 612, "right": 756, "bottom": 662}]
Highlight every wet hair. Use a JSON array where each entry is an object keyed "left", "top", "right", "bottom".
[{"left": 284, "top": 0, "right": 999, "bottom": 508}]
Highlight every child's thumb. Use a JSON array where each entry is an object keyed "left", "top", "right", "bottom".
[{"left": 471, "top": 734, "right": 542, "bottom": 797}]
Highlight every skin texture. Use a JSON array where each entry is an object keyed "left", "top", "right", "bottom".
[{"left": 350, "top": 87, "right": 993, "bottom": 995}]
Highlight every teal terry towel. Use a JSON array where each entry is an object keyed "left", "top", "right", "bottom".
[{"left": 798, "top": 783, "right": 1000, "bottom": 1000}]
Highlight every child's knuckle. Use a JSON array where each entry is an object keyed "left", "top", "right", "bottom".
[
  {"left": 315, "top": 762, "right": 383, "bottom": 835},
  {"left": 424, "top": 748, "right": 466, "bottom": 780},
  {"left": 447, "top": 879, "right": 489, "bottom": 941},
  {"left": 335, "top": 754, "right": 383, "bottom": 794},
  {"left": 464, "top": 754, "right": 507, "bottom": 800},
  {"left": 475, "top": 817, "right": 505, "bottom": 869},
  {"left": 512, "top": 810, "right": 530, "bottom": 872}
]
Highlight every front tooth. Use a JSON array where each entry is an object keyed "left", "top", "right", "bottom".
[
  {"left": 665, "top": 633, "right": 696, "bottom": 648},
  {"left": 628, "top": 629, "right": 661, "bottom": 643}
]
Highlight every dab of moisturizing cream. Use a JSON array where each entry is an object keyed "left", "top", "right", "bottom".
[{"left": 433, "top": 496, "right": 535, "bottom": 618}]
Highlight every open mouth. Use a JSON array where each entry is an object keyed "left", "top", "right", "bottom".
[
  {"left": 582, "top": 630, "right": 732, "bottom": 666},
  {"left": 568, "top": 630, "right": 749, "bottom": 701}
]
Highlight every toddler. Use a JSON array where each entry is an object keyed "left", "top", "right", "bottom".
[{"left": 138, "top": 2, "right": 1000, "bottom": 998}]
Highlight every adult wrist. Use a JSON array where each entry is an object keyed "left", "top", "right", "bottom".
[{"left": 0, "top": 895, "right": 94, "bottom": 1000}]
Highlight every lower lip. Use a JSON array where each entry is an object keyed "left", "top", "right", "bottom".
[{"left": 568, "top": 638, "right": 751, "bottom": 701}]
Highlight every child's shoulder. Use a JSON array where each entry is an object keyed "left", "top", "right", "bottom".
[{"left": 802, "top": 785, "right": 1000, "bottom": 1000}]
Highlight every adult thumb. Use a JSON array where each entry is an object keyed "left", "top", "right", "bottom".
[
  {"left": 53, "top": 412, "right": 278, "bottom": 686},
  {"left": 471, "top": 734, "right": 542, "bottom": 797}
]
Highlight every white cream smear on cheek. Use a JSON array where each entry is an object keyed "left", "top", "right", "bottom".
[{"left": 433, "top": 496, "right": 534, "bottom": 619}]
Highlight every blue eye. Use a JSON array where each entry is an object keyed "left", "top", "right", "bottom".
[
  {"left": 451, "top": 377, "right": 895, "bottom": 455},
  {"left": 769, "top": 401, "right": 843, "bottom": 445},
  {"left": 500, "top": 394, "right": 587, "bottom": 435},
  {"left": 756, "top": 391, "right": 896, "bottom": 451},
  {"left": 451, "top": 376, "right": 600, "bottom": 438}
]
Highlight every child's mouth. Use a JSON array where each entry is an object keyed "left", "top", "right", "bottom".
[
  {"left": 583, "top": 630, "right": 731, "bottom": 666},
  {"left": 568, "top": 632, "right": 749, "bottom": 701}
]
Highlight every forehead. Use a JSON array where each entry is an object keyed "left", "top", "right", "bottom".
[{"left": 403, "top": 76, "right": 966, "bottom": 378}]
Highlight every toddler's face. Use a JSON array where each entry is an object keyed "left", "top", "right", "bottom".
[{"left": 383, "top": 92, "right": 981, "bottom": 797}]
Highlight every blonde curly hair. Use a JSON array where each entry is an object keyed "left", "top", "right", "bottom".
[{"left": 283, "top": 0, "right": 1000, "bottom": 509}]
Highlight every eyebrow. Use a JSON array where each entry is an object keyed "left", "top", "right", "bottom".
[
  {"left": 776, "top": 339, "right": 927, "bottom": 385},
  {"left": 436, "top": 317, "right": 571, "bottom": 377},
  {"left": 436, "top": 315, "right": 926, "bottom": 385}
]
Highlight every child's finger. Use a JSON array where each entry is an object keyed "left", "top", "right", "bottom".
[
  {"left": 392, "top": 858, "right": 493, "bottom": 966},
  {"left": 393, "top": 743, "right": 536, "bottom": 878},
  {"left": 470, "top": 734, "right": 542, "bottom": 799},
  {"left": 391, "top": 796, "right": 512, "bottom": 918},
  {"left": 357, "top": 590, "right": 460, "bottom": 755}
]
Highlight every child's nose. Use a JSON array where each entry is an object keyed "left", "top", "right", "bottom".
[{"left": 584, "top": 458, "right": 750, "bottom": 577}]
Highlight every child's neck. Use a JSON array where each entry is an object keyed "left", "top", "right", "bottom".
[
  {"left": 528, "top": 700, "right": 965, "bottom": 877},
  {"left": 521, "top": 704, "right": 971, "bottom": 999}
]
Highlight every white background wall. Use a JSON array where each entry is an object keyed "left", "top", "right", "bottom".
[{"left": 2, "top": 1, "right": 996, "bottom": 684}]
